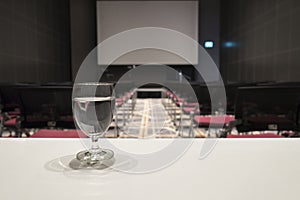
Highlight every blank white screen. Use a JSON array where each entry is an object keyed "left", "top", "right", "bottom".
[{"left": 96, "top": 1, "right": 199, "bottom": 65}]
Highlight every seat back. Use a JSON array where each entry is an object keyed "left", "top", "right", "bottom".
[
  {"left": 18, "top": 86, "right": 74, "bottom": 129},
  {"left": 235, "top": 86, "right": 300, "bottom": 133}
]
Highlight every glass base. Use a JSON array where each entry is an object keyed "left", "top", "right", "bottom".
[
  {"left": 76, "top": 149, "right": 114, "bottom": 163},
  {"left": 69, "top": 156, "right": 115, "bottom": 170},
  {"left": 69, "top": 149, "right": 114, "bottom": 170}
]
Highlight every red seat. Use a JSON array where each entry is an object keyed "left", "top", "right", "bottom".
[
  {"left": 194, "top": 115, "right": 235, "bottom": 126},
  {"left": 183, "top": 107, "right": 200, "bottom": 114},
  {"left": 184, "top": 102, "right": 198, "bottom": 107},
  {"left": 227, "top": 133, "right": 282, "bottom": 138},
  {"left": 8, "top": 111, "right": 20, "bottom": 117},
  {"left": 30, "top": 129, "right": 86, "bottom": 138},
  {"left": 125, "top": 92, "right": 132, "bottom": 99},
  {"left": 4, "top": 118, "right": 17, "bottom": 126}
]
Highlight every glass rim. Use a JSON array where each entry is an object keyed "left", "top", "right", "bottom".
[{"left": 74, "top": 82, "right": 114, "bottom": 86}]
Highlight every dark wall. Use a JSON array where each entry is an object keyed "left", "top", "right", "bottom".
[
  {"left": 70, "top": 0, "right": 97, "bottom": 80},
  {"left": 199, "top": 0, "right": 220, "bottom": 67},
  {"left": 0, "top": 0, "right": 71, "bottom": 83},
  {"left": 221, "top": 0, "right": 300, "bottom": 83},
  {"left": 195, "top": 0, "right": 221, "bottom": 83}
]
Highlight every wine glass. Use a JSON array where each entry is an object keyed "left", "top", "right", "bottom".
[{"left": 72, "top": 82, "right": 115, "bottom": 166}]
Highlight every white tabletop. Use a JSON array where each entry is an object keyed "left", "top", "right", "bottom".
[{"left": 1, "top": 138, "right": 300, "bottom": 200}]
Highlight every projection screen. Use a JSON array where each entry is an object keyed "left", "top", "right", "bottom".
[{"left": 96, "top": 1, "right": 199, "bottom": 65}]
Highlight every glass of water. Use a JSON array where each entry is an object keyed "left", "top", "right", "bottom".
[{"left": 72, "top": 83, "right": 115, "bottom": 166}]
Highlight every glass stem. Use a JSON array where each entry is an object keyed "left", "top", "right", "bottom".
[{"left": 90, "top": 135, "right": 101, "bottom": 161}]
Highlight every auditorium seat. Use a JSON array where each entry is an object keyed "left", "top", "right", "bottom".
[
  {"left": 193, "top": 115, "right": 235, "bottom": 126},
  {"left": 234, "top": 86, "right": 300, "bottom": 134},
  {"left": 30, "top": 129, "right": 86, "bottom": 138},
  {"left": 116, "top": 98, "right": 123, "bottom": 106},
  {"left": 0, "top": 115, "right": 19, "bottom": 137},
  {"left": 226, "top": 133, "right": 282, "bottom": 138},
  {"left": 3, "top": 118, "right": 16, "bottom": 126},
  {"left": 183, "top": 102, "right": 198, "bottom": 107},
  {"left": 7, "top": 111, "right": 20, "bottom": 117},
  {"left": 183, "top": 107, "right": 200, "bottom": 114},
  {"left": 17, "top": 86, "right": 75, "bottom": 131}
]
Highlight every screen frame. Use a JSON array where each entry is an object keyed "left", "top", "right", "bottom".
[{"left": 96, "top": 0, "right": 200, "bottom": 66}]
